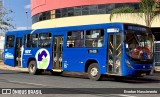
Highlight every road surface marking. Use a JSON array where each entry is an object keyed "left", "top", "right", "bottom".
[{"left": 8, "top": 80, "right": 48, "bottom": 87}]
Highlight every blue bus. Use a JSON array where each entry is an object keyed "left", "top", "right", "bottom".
[{"left": 3, "top": 23, "right": 154, "bottom": 80}]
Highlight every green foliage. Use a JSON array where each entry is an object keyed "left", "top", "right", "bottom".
[
  {"left": 110, "top": 0, "right": 160, "bottom": 27},
  {"left": 110, "top": 7, "right": 135, "bottom": 21}
]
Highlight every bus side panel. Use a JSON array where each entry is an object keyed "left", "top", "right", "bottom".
[
  {"left": 21, "top": 48, "right": 27, "bottom": 68},
  {"left": 63, "top": 48, "right": 86, "bottom": 72},
  {"left": 22, "top": 48, "right": 38, "bottom": 68},
  {"left": 4, "top": 48, "right": 15, "bottom": 67},
  {"left": 22, "top": 48, "right": 53, "bottom": 70},
  {"left": 63, "top": 48, "right": 107, "bottom": 74},
  {"left": 3, "top": 35, "right": 16, "bottom": 67}
]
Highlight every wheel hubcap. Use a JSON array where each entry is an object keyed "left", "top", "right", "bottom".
[
  {"left": 30, "top": 64, "right": 35, "bottom": 72},
  {"left": 90, "top": 68, "right": 98, "bottom": 77}
]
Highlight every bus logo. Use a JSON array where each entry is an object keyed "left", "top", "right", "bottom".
[
  {"left": 35, "top": 49, "right": 50, "bottom": 69},
  {"left": 4, "top": 52, "right": 14, "bottom": 59},
  {"left": 25, "top": 50, "right": 31, "bottom": 54}
]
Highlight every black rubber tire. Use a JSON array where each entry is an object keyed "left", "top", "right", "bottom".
[
  {"left": 28, "top": 60, "right": 42, "bottom": 75},
  {"left": 88, "top": 63, "right": 102, "bottom": 81}
]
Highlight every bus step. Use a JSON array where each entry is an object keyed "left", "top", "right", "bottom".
[
  {"left": 106, "top": 73, "right": 121, "bottom": 76},
  {"left": 52, "top": 69, "right": 63, "bottom": 72}
]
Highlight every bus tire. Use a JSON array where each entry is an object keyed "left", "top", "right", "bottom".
[
  {"left": 28, "top": 60, "right": 41, "bottom": 75},
  {"left": 88, "top": 63, "right": 102, "bottom": 81}
]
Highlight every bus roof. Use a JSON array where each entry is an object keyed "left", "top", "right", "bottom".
[
  {"left": 5, "top": 22, "right": 147, "bottom": 35},
  {"left": 6, "top": 30, "right": 32, "bottom": 35}
]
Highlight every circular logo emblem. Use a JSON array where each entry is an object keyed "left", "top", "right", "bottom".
[{"left": 35, "top": 49, "right": 50, "bottom": 69}]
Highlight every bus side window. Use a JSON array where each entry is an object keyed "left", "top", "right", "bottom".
[
  {"left": 32, "top": 34, "right": 38, "bottom": 48},
  {"left": 25, "top": 34, "right": 32, "bottom": 48},
  {"left": 97, "top": 36, "right": 104, "bottom": 47},
  {"left": 67, "top": 31, "right": 84, "bottom": 48},
  {"left": 6, "top": 35, "right": 15, "bottom": 48},
  {"left": 85, "top": 29, "right": 104, "bottom": 48},
  {"left": 39, "top": 33, "right": 52, "bottom": 48},
  {"left": 24, "top": 34, "right": 38, "bottom": 48}
]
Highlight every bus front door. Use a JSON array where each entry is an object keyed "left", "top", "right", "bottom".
[
  {"left": 52, "top": 36, "right": 63, "bottom": 72},
  {"left": 107, "top": 34, "right": 122, "bottom": 75},
  {"left": 15, "top": 37, "right": 22, "bottom": 67}
]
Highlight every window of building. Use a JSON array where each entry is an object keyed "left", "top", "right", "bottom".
[
  {"left": 89, "top": 5, "right": 97, "bottom": 10},
  {"left": 6, "top": 35, "right": 15, "bottom": 48},
  {"left": 68, "top": 7, "right": 74, "bottom": 12},
  {"left": 55, "top": 9, "right": 61, "bottom": 18},
  {"left": 74, "top": 6, "right": 82, "bottom": 16},
  {"left": 82, "top": 6, "right": 89, "bottom": 15},
  {"left": 67, "top": 31, "right": 84, "bottom": 48},
  {"left": 115, "top": 3, "right": 125, "bottom": 8},
  {"left": 98, "top": 9, "right": 106, "bottom": 14},
  {"left": 74, "top": 6, "right": 82, "bottom": 11},
  {"left": 39, "top": 33, "right": 52, "bottom": 48},
  {"left": 106, "top": 4, "right": 115, "bottom": 13},
  {"left": 68, "top": 7, "right": 74, "bottom": 17},
  {"left": 89, "top": 5, "right": 98, "bottom": 14},
  {"left": 39, "top": 11, "right": 50, "bottom": 21},
  {"left": 68, "top": 12, "right": 74, "bottom": 17},
  {"left": 32, "top": 3, "right": 139, "bottom": 23},
  {"left": 85, "top": 29, "right": 104, "bottom": 47},
  {"left": 74, "top": 11, "right": 82, "bottom": 16},
  {"left": 98, "top": 4, "right": 106, "bottom": 9},
  {"left": 90, "top": 9, "right": 98, "bottom": 15},
  {"left": 62, "top": 8, "right": 68, "bottom": 17}
]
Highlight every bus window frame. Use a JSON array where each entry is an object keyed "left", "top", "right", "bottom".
[
  {"left": 85, "top": 29, "right": 104, "bottom": 48},
  {"left": 6, "top": 35, "right": 15, "bottom": 48},
  {"left": 38, "top": 32, "right": 52, "bottom": 48},
  {"left": 67, "top": 30, "right": 84, "bottom": 48}
]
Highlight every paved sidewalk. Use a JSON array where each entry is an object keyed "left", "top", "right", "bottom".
[{"left": 0, "top": 61, "right": 27, "bottom": 71}]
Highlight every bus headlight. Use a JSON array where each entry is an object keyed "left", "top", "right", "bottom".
[{"left": 125, "top": 60, "right": 134, "bottom": 69}]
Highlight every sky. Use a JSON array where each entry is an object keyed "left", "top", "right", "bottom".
[{"left": 3, "top": 0, "right": 32, "bottom": 30}]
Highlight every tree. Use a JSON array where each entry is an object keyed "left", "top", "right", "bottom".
[
  {"left": 110, "top": 0, "right": 160, "bottom": 28},
  {"left": 0, "top": 7, "right": 14, "bottom": 33}
]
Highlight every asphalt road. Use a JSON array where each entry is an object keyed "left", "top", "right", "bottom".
[{"left": 0, "top": 70, "right": 160, "bottom": 97}]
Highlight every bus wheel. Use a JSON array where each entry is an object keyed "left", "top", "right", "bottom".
[
  {"left": 88, "top": 63, "right": 102, "bottom": 81},
  {"left": 28, "top": 60, "right": 41, "bottom": 75}
]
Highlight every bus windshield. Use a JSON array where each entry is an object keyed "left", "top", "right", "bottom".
[{"left": 125, "top": 30, "right": 154, "bottom": 61}]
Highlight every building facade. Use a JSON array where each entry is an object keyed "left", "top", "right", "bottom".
[{"left": 31, "top": 0, "right": 160, "bottom": 30}]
